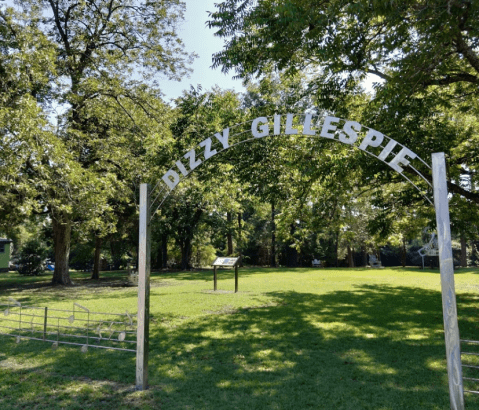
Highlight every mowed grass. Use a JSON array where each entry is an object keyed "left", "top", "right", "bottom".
[{"left": 1, "top": 267, "right": 479, "bottom": 409}]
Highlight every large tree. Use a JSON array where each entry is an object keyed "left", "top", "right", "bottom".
[
  {"left": 1, "top": 1, "right": 192, "bottom": 284},
  {"left": 208, "top": 0, "right": 479, "bottom": 206}
]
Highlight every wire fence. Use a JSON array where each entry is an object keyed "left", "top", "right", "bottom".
[{"left": 0, "top": 298, "right": 137, "bottom": 353}]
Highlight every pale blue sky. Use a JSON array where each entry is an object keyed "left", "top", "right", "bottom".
[
  {"left": 160, "top": 1, "right": 246, "bottom": 102},
  {"left": 160, "top": 1, "right": 379, "bottom": 102}
]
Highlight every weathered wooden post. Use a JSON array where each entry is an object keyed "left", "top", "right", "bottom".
[
  {"left": 214, "top": 265, "right": 217, "bottom": 291},
  {"left": 432, "top": 153, "right": 464, "bottom": 410},
  {"left": 136, "top": 183, "right": 151, "bottom": 390}
]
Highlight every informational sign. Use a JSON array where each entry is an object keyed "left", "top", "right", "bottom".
[
  {"left": 212, "top": 257, "right": 240, "bottom": 267},
  {"left": 211, "top": 257, "right": 241, "bottom": 293}
]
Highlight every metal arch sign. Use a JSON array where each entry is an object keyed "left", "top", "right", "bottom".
[
  {"left": 149, "top": 113, "right": 434, "bottom": 215},
  {"left": 136, "top": 112, "right": 464, "bottom": 410}
]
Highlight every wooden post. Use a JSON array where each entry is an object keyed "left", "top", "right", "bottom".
[
  {"left": 432, "top": 153, "right": 464, "bottom": 410},
  {"left": 136, "top": 184, "right": 151, "bottom": 390},
  {"left": 214, "top": 266, "right": 217, "bottom": 291}
]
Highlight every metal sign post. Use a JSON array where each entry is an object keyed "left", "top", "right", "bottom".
[
  {"left": 432, "top": 153, "right": 464, "bottom": 410},
  {"left": 136, "top": 183, "right": 151, "bottom": 390}
]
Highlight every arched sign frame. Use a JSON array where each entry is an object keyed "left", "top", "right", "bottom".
[{"left": 135, "top": 113, "right": 464, "bottom": 410}]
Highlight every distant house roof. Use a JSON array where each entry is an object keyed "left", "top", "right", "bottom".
[{"left": 0, "top": 238, "right": 12, "bottom": 243}]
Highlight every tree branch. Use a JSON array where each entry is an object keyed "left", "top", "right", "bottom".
[
  {"left": 446, "top": 179, "right": 479, "bottom": 203},
  {"left": 367, "top": 68, "right": 392, "bottom": 82},
  {"left": 424, "top": 72, "right": 479, "bottom": 86},
  {"left": 454, "top": 31, "right": 479, "bottom": 74}
]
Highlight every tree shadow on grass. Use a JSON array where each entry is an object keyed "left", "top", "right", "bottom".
[
  {"left": 2, "top": 284, "right": 479, "bottom": 409},
  {"left": 0, "top": 339, "right": 151, "bottom": 409},
  {"left": 145, "top": 284, "right": 479, "bottom": 409}
]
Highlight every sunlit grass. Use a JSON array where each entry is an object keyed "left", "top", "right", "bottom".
[{"left": 1, "top": 267, "right": 479, "bottom": 409}]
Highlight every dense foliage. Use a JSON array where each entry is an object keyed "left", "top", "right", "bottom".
[
  {"left": 208, "top": 0, "right": 479, "bottom": 201},
  {"left": 0, "top": 0, "right": 193, "bottom": 283},
  {"left": 1, "top": 1, "right": 478, "bottom": 275}
]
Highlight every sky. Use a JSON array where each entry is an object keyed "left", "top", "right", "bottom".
[
  {"left": 160, "top": 1, "right": 246, "bottom": 102},
  {"left": 160, "top": 1, "right": 379, "bottom": 102}
]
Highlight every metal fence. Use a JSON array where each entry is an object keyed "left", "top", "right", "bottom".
[
  {"left": 1, "top": 298, "right": 137, "bottom": 353},
  {"left": 461, "top": 339, "right": 479, "bottom": 396}
]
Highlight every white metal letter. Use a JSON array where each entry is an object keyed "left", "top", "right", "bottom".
[
  {"left": 338, "top": 121, "right": 361, "bottom": 144},
  {"left": 214, "top": 128, "right": 230, "bottom": 149},
  {"left": 378, "top": 139, "right": 398, "bottom": 161},
  {"left": 252, "top": 117, "right": 269, "bottom": 138},
  {"left": 359, "top": 129, "right": 384, "bottom": 151},
  {"left": 388, "top": 147, "right": 417, "bottom": 173},
  {"left": 302, "top": 113, "right": 316, "bottom": 136},
  {"left": 199, "top": 138, "right": 217, "bottom": 160},
  {"left": 175, "top": 160, "right": 188, "bottom": 176},
  {"left": 320, "top": 116, "right": 340, "bottom": 139},
  {"left": 274, "top": 114, "right": 281, "bottom": 135},
  {"left": 184, "top": 149, "right": 202, "bottom": 171},
  {"left": 285, "top": 114, "right": 298, "bottom": 135},
  {"left": 161, "top": 170, "right": 180, "bottom": 191}
]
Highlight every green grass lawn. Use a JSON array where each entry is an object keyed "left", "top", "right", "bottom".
[{"left": 1, "top": 267, "right": 479, "bottom": 409}]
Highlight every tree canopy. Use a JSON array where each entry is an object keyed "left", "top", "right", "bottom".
[
  {"left": 2, "top": 1, "right": 479, "bottom": 276},
  {"left": 0, "top": 0, "right": 193, "bottom": 284},
  {"left": 208, "top": 0, "right": 479, "bottom": 204}
]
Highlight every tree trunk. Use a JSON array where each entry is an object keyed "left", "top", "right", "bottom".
[
  {"left": 347, "top": 245, "right": 354, "bottom": 267},
  {"left": 362, "top": 246, "right": 367, "bottom": 267},
  {"left": 109, "top": 240, "right": 123, "bottom": 270},
  {"left": 51, "top": 213, "right": 73, "bottom": 285},
  {"left": 176, "top": 208, "right": 203, "bottom": 270},
  {"left": 460, "top": 234, "right": 467, "bottom": 267},
  {"left": 180, "top": 238, "right": 191, "bottom": 270},
  {"left": 270, "top": 202, "right": 276, "bottom": 267},
  {"left": 91, "top": 236, "right": 102, "bottom": 280},
  {"left": 237, "top": 212, "right": 243, "bottom": 265},
  {"left": 334, "top": 232, "right": 339, "bottom": 267},
  {"left": 287, "top": 224, "right": 298, "bottom": 267},
  {"left": 376, "top": 248, "right": 382, "bottom": 265},
  {"left": 161, "top": 233, "right": 168, "bottom": 269},
  {"left": 401, "top": 238, "right": 407, "bottom": 268},
  {"left": 226, "top": 212, "right": 233, "bottom": 256},
  {"left": 286, "top": 244, "right": 298, "bottom": 267}
]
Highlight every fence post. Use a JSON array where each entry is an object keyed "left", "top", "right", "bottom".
[
  {"left": 432, "top": 152, "right": 464, "bottom": 410},
  {"left": 43, "top": 307, "right": 48, "bottom": 341}
]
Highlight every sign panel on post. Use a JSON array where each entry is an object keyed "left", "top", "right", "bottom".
[
  {"left": 212, "top": 257, "right": 241, "bottom": 293},
  {"left": 212, "top": 257, "right": 240, "bottom": 267}
]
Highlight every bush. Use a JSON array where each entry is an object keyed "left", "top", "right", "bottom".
[
  {"left": 69, "top": 241, "right": 94, "bottom": 271},
  {"left": 18, "top": 239, "right": 49, "bottom": 276}
]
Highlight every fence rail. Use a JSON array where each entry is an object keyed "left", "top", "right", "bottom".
[
  {"left": 1, "top": 299, "right": 137, "bottom": 353},
  {"left": 461, "top": 339, "right": 479, "bottom": 396}
]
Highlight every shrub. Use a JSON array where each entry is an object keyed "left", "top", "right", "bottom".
[{"left": 18, "top": 239, "right": 49, "bottom": 276}]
